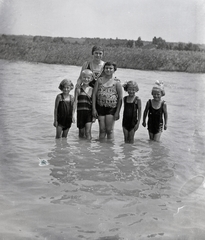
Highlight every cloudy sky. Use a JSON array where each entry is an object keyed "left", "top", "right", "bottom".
[{"left": 0, "top": 0, "right": 204, "bottom": 44}]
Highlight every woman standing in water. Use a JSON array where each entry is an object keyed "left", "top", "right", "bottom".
[
  {"left": 76, "top": 45, "right": 105, "bottom": 88},
  {"left": 92, "top": 62, "right": 122, "bottom": 140}
]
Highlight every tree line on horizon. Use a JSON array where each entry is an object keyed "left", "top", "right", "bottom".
[{"left": 0, "top": 34, "right": 204, "bottom": 52}]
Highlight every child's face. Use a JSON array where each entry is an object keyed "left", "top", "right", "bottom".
[
  {"left": 62, "top": 85, "right": 72, "bottom": 94},
  {"left": 104, "top": 65, "right": 115, "bottom": 76},
  {"left": 127, "top": 87, "right": 136, "bottom": 96},
  {"left": 82, "top": 74, "right": 92, "bottom": 85},
  {"left": 93, "top": 50, "right": 103, "bottom": 60},
  {"left": 152, "top": 89, "right": 162, "bottom": 100}
]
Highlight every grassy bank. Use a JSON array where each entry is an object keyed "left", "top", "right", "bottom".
[{"left": 0, "top": 34, "right": 205, "bottom": 73}]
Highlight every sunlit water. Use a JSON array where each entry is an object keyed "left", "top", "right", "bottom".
[{"left": 0, "top": 59, "right": 205, "bottom": 240}]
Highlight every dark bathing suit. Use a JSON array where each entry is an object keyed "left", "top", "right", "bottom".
[
  {"left": 57, "top": 94, "right": 73, "bottom": 130},
  {"left": 147, "top": 99, "right": 165, "bottom": 134},
  {"left": 122, "top": 96, "right": 138, "bottom": 131}
]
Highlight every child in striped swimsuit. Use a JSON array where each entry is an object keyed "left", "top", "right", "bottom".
[{"left": 73, "top": 69, "right": 95, "bottom": 140}]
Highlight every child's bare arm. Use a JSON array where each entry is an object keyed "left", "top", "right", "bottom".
[
  {"left": 53, "top": 94, "right": 60, "bottom": 127},
  {"left": 92, "top": 80, "right": 99, "bottom": 118},
  {"left": 114, "top": 82, "right": 123, "bottom": 120},
  {"left": 73, "top": 88, "right": 79, "bottom": 115},
  {"left": 76, "top": 62, "right": 88, "bottom": 86},
  {"left": 142, "top": 101, "right": 149, "bottom": 127},
  {"left": 163, "top": 102, "right": 168, "bottom": 130},
  {"left": 137, "top": 98, "right": 142, "bottom": 124},
  {"left": 134, "top": 98, "right": 142, "bottom": 131},
  {"left": 70, "top": 95, "right": 75, "bottom": 123}
]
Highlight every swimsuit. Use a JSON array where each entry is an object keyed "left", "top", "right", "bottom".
[
  {"left": 85, "top": 62, "right": 104, "bottom": 88},
  {"left": 77, "top": 87, "right": 92, "bottom": 129},
  {"left": 57, "top": 94, "right": 73, "bottom": 130},
  {"left": 96, "top": 78, "right": 118, "bottom": 116},
  {"left": 122, "top": 96, "right": 139, "bottom": 131},
  {"left": 147, "top": 99, "right": 164, "bottom": 134}
]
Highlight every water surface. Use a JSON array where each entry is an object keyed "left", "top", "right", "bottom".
[{"left": 0, "top": 59, "right": 205, "bottom": 240}]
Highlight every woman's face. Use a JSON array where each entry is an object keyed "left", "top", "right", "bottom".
[
  {"left": 104, "top": 65, "right": 115, "bottom": 76},
  {"left": 93, "top": 50, "right": 103, "bottom": 60}
]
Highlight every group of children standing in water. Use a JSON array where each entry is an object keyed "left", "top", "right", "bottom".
[{"left": 53, "top": 46, "right": 168, "bottom": 143}]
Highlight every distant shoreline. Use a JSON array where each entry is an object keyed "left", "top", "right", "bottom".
[{"left": 0, "top": 34, "right": 205, "bottom": 73}]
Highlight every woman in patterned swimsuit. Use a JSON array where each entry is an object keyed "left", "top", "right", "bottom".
[
  {"left": 142, "top": 81, "right": 168, "bottom": 141},
  {"left": 92, "top": 62, "right": 122, "bottom": 140}
]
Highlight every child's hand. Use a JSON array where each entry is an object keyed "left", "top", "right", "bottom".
[
  {"left": 114, "top": 113, "right": 120, "bottom": 121},
  {"left": 72, "top": 117, "right": 75, "bottom": 123},
  {"left": 92, "top": 109, "right": 98, "bottom": 119},
  {"left": 142, "top": 121, "right": 146, "bottom": 127},
  {"left": 92, "top": 117, "right": 96, "bottom": 123},
  {"left": 164, "top": 124, "right": 167, "bottom": 130},
  {"left": 76, "top": 84, "right": 81, "bottom": 89},
  {"left": 134, "top": 123, "right": 139, "bottom": 131},
  {"left": 53, "top": 121, "right": 58, "bottom": 127}
]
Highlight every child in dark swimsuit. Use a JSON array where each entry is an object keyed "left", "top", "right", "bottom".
[
  {"left": 73, "top": 69, "right": 95, "bottom": 140},
  {"left": 122, "top": 81, "right": 142, "bottom": 143},
  {"left": 142, "top": 81, "right": 168, "bottom": 141},
  {"left": 53, "top": 79, "right": 74, "bottom": 138}
]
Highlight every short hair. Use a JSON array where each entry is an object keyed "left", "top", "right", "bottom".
[
  {"left": 151, "top": 81, "right": 165, "bottom": 96},
  {"left": 91, "top": 45, "right": 104, "bottom": 55},
  {"left": 103, "top": 61, "right": 117, "bottom": 71},
  {"left": 58, "top": 79, "right": 74, "bottom": 91},
  {"left": 123, "top": 81, "right": 139, "bottom": 92},
  {"left": 81, "top": 69, "right": 93, "bottom": 76}
]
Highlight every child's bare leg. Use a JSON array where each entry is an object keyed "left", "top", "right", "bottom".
[
  {"left": 56, "top": 126, "right": 63, "bottom": 138},
  {"left": 98, "top": 116, "right": 106, "bottom": 139},
  {"left": 79, "top": 128, "right": 85, "bottom": 138},
  {"left": 153, "top": 132, "right": 162, "bottom": 141},
  {"left": 128, "top": 129, "right": 135, "bottom": 143},
  {"left": 62, "top": 128, "right": 69, "bottom": 138},
  {"left": 85, "top": 122, "right": 92, "bottom": 140},
  {"left": 105, "top": 115, "right": 115, "bottom": 139},
  {"left": 149, "top": 132, "right": 154, "bottom": 140},
  {"left": 123, "top": 127, "right": 129, "bottom": 143}
]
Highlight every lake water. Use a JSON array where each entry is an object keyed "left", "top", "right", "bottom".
[{"left": 0, "top": 59, "right": 205, "bottom": 240}]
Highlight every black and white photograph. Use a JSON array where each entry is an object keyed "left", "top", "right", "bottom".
[{"left": 0, "top": 0, "right": 205, "bottom": 239}]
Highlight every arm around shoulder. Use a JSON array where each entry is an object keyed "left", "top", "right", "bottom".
[{"left": 76, "top": 62, "right": 89, "bottom": 86}]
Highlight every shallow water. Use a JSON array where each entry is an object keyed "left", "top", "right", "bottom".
[{"left": 0, "top": 59, "right": 205, "bottom": 240}]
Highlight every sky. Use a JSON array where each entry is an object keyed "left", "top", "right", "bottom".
[{"left": 0, "top": 0, "right": 205, "bottom": 44}]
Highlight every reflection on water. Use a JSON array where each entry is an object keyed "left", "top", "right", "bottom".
[{"left": 0, "top": 59, "right": 205, "bottom": 239}]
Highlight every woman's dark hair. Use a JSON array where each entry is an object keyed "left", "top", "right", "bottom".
[
  {"left": 103, "top": 62, "right": 117, "bottom": 71},
  {"left": 91, "top": 45, "right": 104, "bottom": 55}
]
